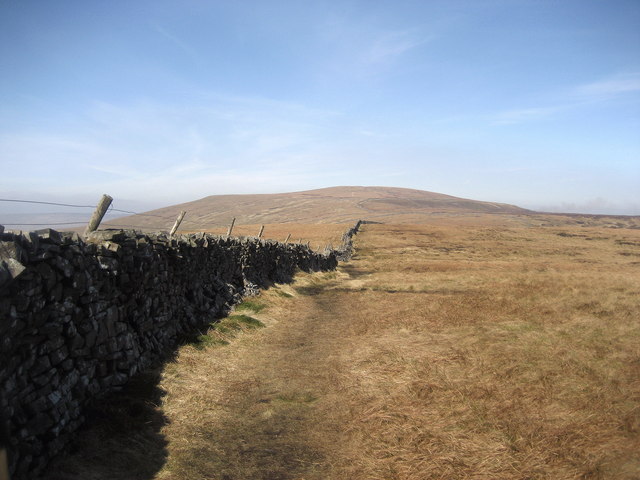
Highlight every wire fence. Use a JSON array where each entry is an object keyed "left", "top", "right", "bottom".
[
  {"left": 1, "top": 198, "right": 91, "bottom": 227},
  {"left": 1, "top": 196, "right": 235, "bottom": 235},
  {"left": 0, "top": 198, "right": 96, "bottom": 208},
  {"left": 0, "top": 195, "right": 346, "bottom": 251},
  {"left": 0, "top": 197, "right": 178, "bottom": 230}
]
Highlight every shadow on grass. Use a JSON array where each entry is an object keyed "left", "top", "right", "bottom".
[
  {"left": 294, "top": 285, "right": 326, "bottom": 296},
  {"left": 41, "top": 369, "right": 169, "bottom": 480},
  {"left": 340, "top": 263, "right": 373, "bottom": 278},
  {"left": 169, "top": 404, "right": 327, "bottom": 480},
  {"left": 36, "top": 264, "right": 337, "bottom": 479},
  {"left": 39, "top": 311, "right": 271, "bottom": 479}
]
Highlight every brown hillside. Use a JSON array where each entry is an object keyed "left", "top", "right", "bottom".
[{"left": 102, "top": 186, "right": 532, "bottom": 231}]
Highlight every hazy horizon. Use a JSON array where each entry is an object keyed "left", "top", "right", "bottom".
[
  {"left": 1, "top": 185, "right": 639, "bottom": 233},
  {"left": 1, "top": 1, "right": 639, "bottom": 222}
]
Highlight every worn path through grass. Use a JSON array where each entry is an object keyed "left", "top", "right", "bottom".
[{"left": 156, "top": 274, "right": 356, "bottom": 479}]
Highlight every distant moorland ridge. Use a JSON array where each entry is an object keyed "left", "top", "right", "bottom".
[{"left": 105, "top": 186, "right": 533, "bottom": 229}]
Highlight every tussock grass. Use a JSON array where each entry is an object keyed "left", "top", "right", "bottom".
[
  {"left": 315, "top": 224, "right": 640, "bottom": 479},
  {"left": 190, "top": 313, "right": 265, "bottom": 351},
  {"left": 229, "top": 314, "right": 265, "bottom": 329},
  {"left": 274, "top": 288, "right": 294, "bottom": 298},
  {"left": 275, "top": 391, "right": 318, "bottom": 404}
]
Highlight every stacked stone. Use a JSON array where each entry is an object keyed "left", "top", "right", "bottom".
[
  {"left": 0, "top": 228, "right": 336, "bottom": 479},
  {"left": 335, "top": 220, "right": 363, "bottom": 261}
]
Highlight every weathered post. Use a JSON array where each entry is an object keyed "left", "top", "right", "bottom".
[
  {"left": 258, "top": 225, "right": 265, "bottom": 239},
  {"left": 170, "top": 211, "right": 186, "bottom": 236},
  {"left": 226, "top": 217, "right": 236, "bottom": 238},
  {"left": 284, "top": 233, "right": 291, "bottom": 244},
  {"left": 0, "top": 422, "right": 10, "bottom": 480},
  {"left": 0, "top": 448, "right": 7, "bottom": 480},
  {"left": 84, "top": 194, "right": 113, "bottom": 236}
]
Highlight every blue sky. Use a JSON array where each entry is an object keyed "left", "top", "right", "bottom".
[{"left": 1, "top": 0, "right": 639, "bottom": 216}]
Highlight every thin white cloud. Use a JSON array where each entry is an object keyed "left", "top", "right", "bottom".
[
  {"left": 317, "top": 12, "right": 432, "bottom": 80},
  {"left": 85, "top": 163, "right": 140, "bottom": 178},
  {"left": 364, "top": 31, "right": 430, "bottom": 65},
  {"left": 574, "top": 72, "right": 640, "bottom": 98},
  {"left": 0, "top": 93, "right": 357, "bottom": 205},
  {"left": 89, "top": 168, "right": 317, "bottom": 205},
  {"left": 491, "top": 72, "right": 640, "bottom": 126},
  {"left": 491, "top": 106, "right": 563, "bottom": 125},
  {"left": 152, "top": 23, "right": 202, "bottom": 64}
]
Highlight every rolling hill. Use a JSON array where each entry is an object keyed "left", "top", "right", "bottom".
[{"left": 102, "top": 186, "right": 533, "bottom": 231}]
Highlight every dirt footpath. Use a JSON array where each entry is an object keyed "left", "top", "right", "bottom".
[{"left": 157, "top": 283, "right": 359, "bottom": 480}]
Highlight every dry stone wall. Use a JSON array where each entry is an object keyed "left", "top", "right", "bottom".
[
  {"left": 0, "top": 228, "right": 338, "bottom": 479},
  {"left": 335, "top": 220, "right": 362, "bottom": 261}
]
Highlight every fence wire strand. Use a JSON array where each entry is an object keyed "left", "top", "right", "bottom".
[
  {"left": 1, "top": 221, "right": 87, "bottom": 226},
  {"left": 0, "top": 198, "right": 96, "bottom": 208},
  {"left": 0, "top": 197, "right": 180, "bottom": 230},
  {"left": 2, "top": 196, "right": 243, "bottom": 234}
]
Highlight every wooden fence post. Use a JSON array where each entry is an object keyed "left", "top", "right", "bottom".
[
  {"left": 170, "top": 211, "right": 186, "bottom": 236},
  {"left": 226, "top": 218, "right": 236, "bottom": 238},
  {"left": 258, "top": 225, "right": 265, "bottom": 239},
  {"left": 0, "top": 445, "right": 8, "bottom": 480},
  {"left": 84, "top": 194, "right": 113, "bottom": 236},
  {"left": 284, "top": 233, "right": 291, "bottom": 244},
  {"left": 0, "top": 421, "right": 10, "bottom": 480}
]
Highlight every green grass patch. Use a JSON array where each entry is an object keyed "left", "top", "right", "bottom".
[
  {"left": 192, "top": 314, "right": 265, "bottom": 350},
  {"left": 214, "top": 324, "right": 232, "bottom": 334},
  {"left": 227, "top": 314, "right": 265, "bottom": 329},
  {"left": 192, "top": 335, "right": 229, "bottom": 350},
  {"left": 235, "top": 299, "right": 266, "bottom": 313}
]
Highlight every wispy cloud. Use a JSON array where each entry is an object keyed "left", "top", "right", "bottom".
[
  {"left": 491, "top": 106, "right": 563, "bottom": 125},
  {"left": 491, "top": 72, "right": 640, "bottom": 125},
  {"left": 0, "top": 93, "right": 355, "bottom": 205},
  {"left": 574, "top": 72, "right": 640, "bottom": 98},
  {"left": 85, "top": 163, "right": 141, "bottom": 178},
  {"left": 152, "top": 23, "right": 202, "bottom": 64},
  {"left": 317, "top": 12, "right": 432, "bottom": 80},
  {"left": 364, "top": 31, "right": 430, "bottom": 65}
]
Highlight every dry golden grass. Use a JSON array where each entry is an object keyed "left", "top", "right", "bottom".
[
  {"left": 319, "top": 224, "right": 640, "bottom": 479},
  {"left": 44, "top": 221, "right": 640, "bottom": 480}
]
